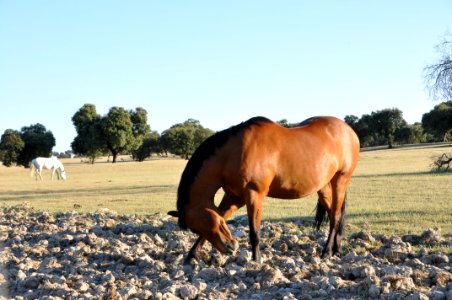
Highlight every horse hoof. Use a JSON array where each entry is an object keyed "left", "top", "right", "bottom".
[
  {"left": 230, "top": 240, "right": 239, "bottom": 255},
  {"left": 321, "top": 250, "right": 333, "bottom": 259},
  {"left": 183, "top": 263, "right": 195, "bottom": 273},
  {"left": 183, "top": 255, "right": 197, "bottom": 266}
]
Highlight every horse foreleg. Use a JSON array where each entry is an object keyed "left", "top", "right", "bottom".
[
  {"left": 184, "top": 236, "right": 206, "bottom": 264},
  {"left": 245, "top": 190, "right": 264, "bottom": 262},
  {"left": 184, "top": 193, "right": 244, "bottom": 264},
  {"left": 37, "top": 169, "right": 43, "bottom": 181},
  {"left": 218, "top": 193, "right": 245, "bottom": 220}
]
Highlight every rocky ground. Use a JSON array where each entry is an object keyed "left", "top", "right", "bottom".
[{"left": 0, "top": 203, "right": 451, "bottom": 300}]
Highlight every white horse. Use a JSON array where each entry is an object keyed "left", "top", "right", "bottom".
[{"left": 30, "top": 157, "right": 67, "bottom": 181}]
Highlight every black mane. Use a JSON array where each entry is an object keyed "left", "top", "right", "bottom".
[{"left": 176, "top": 116, "right": 272, "bottom": 229}]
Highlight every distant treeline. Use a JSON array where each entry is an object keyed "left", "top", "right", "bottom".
[
  {"left": 279, "top": 102, "right": 451, "bottom": 148},
  {"left": 1, "top": 101, "right": 451, "bottom": 166},
  {"left": 344, "top": 102, "right": 452, "bottom": 148}
]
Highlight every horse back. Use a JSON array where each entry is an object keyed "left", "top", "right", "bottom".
[
  {"left": 293, "top": 116, "right": 360, "bottom": 173},
  {"left": 33, "top": 157, "right": 59, "bottom": 170},
  {"left": 221, "top": 116, "right": 359, "bottom": 199}
]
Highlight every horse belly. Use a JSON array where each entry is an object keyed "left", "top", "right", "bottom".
[
  {"left": 267, "top": 188, "right": 309, "bottom": 199},
  {"left": 268, "top": 178, "right": 320, "bottom": 199},
  {"left": 267, "top": 157, "right": 337, "bottom": 200}
]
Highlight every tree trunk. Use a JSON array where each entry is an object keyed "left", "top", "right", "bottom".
[{"left": 107, "top": 143, "right": 118, "bottom": 163}]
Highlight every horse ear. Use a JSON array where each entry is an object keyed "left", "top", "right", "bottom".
[{"left": 168, "top": 211, "right": 179, "bottom": 218}]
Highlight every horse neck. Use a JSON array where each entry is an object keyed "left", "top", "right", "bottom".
[
  {"left": 188, "top": 157, "right": 223, "bottom": 208},
  {"left": 55, "top": 161, "right": 64, "bottom": 170}
]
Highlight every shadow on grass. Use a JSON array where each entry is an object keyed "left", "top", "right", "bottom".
[{"left": 354, "top": 170, "right": 451, "bottom": 179}]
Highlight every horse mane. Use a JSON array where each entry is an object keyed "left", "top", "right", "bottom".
[{"left": 176, "top": 116, "right": 272, "bottom": 229}]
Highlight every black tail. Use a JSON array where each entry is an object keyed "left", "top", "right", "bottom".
[
  {"left": 314, "top": 200, "right": 327, "bottom": 230},
  {"left": 314, "top": 192, "right": 347, "bottom": 231}
]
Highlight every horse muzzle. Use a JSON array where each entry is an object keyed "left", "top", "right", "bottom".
[{"left": 224, "top": 239, "right": 239, "bottom": 255}]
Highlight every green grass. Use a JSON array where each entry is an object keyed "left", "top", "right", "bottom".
[{"left": 1, "top": 145, "right": 451, "bottom": 236}]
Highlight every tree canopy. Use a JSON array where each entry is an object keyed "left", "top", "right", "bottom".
[
  {"left": 160, "top": 119, "right": 213, "bottom": 159},
  {"left": 0, "top": 129, "right": 24, "bottom": 167},
  {"left": 422, "top": 100, "right": 452, "bottom": 142},
  {"left": 17, "top": 124, "right": 56, "bottom": 167},
  {"left": 71, "top": 104, "right": 105, "bottom": 164},
  {"left": 0, "top": 124, "right": 55, "bottom": 167},
  {"left": 71, "top": 104, "right": 151, "bottom": 163},
  {"left": 132, "top": 131, "right": 161, "bottom": 162},
  {"left": 345, "top": 108, "right": 409, "bottom": 148},
  {"left": 277, "top": 119, "right": 300, "bottom": 128}
]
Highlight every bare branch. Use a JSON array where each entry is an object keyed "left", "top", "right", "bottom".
[{"left": 424, "top": 35, "right": 452, "bottom": 101}]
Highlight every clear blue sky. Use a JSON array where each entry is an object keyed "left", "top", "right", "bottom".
[{"left": 1, "top": 1, "right": 451, "bottom": 152}]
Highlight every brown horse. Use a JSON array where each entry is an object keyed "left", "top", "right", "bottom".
[{"left": 168, "top": 116, "right": 360, "bottom": 264}]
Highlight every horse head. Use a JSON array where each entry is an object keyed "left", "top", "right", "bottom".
[
  {"left": 59, "top": 169, "right": 67, "bottom": 181},
  {"left": 168, "top": 208, "right": 238, "bottom": 255},
  {"left": 56, "top": 161, "right": 67, "bottom": 180}
]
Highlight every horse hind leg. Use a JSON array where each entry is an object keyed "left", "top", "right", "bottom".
[
  {"left": 333, "top": 192, "right": 347, "bottom": 255},
  {"left": 321, "top": 175, "right": 349, "bottom": 258},
  {"left": 316, "top": 184, "right": 336, "bottom": 258},
  {"left": 316, "top": 183, "right": 332, "bottom": 230}
]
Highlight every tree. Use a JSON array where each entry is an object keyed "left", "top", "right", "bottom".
[
  {"left": 277, "top": 119, "right": 299, "bottom": 128},
  {"left": 101, "top": 107, "right": 136, "bottom": 163},
  {"left": 130, "top": 107, "right": 151, "bottom": 138},
  {"left": 71, "top": 105, "right": 151, "bottom": 163},
  {"left": 132, "top": 131, "right": 161, "bottom": 161},
  {"left": 422, "top": 101, "right": 452, "bottom": 141},
  {"left": 344, "top": 115, "right": 359, "bottom": 130},
  {"left": 370, "top": 108, "right": 407, "bottom": 148},
  {"left": 345, "top": 109, "right": 408, "bottom": 148},
  {"left": 18, "top": 124, "right": 56, "bottom": 167},
  {"left": 0, "top": 129, "right": 25, "bottom": 167},
  {"left": 53, "top": 150, "right": 73, "bottom": 159},
  {"left": 129, "top": 107, "right": 151, "bottom": 155},
  {"left": 71, "top": 104, "right": 105, "bottom": 164},
  {"left": 424, "top": 36, "right": 452, "bottom": 101},
  {"left": 160, "top": 119, "right": 213, "bottom": 159},
  {"left": 345, "top": 114, "right": 374, "bottom": 147},
  {"left": 394, "top": 123, "right": 426, "bottom": 145}
]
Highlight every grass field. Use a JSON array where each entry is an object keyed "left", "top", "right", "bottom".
[{"left": 1, "top": 144, "right": 451, "bottom": 236}]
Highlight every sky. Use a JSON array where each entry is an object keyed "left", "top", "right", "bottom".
[{"left": 0, "top": 1, "right": 451, "bottom": 152}]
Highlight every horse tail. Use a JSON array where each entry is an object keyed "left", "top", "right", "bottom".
[
  {"left": 314, "top": 200, "right": 327, "bottom": 230},
  {"left": 30, "top": 162, "right": 35, "bottom": 177},
  {"left": 314, "top": 191, "right": 347, "bottom": 231}
]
